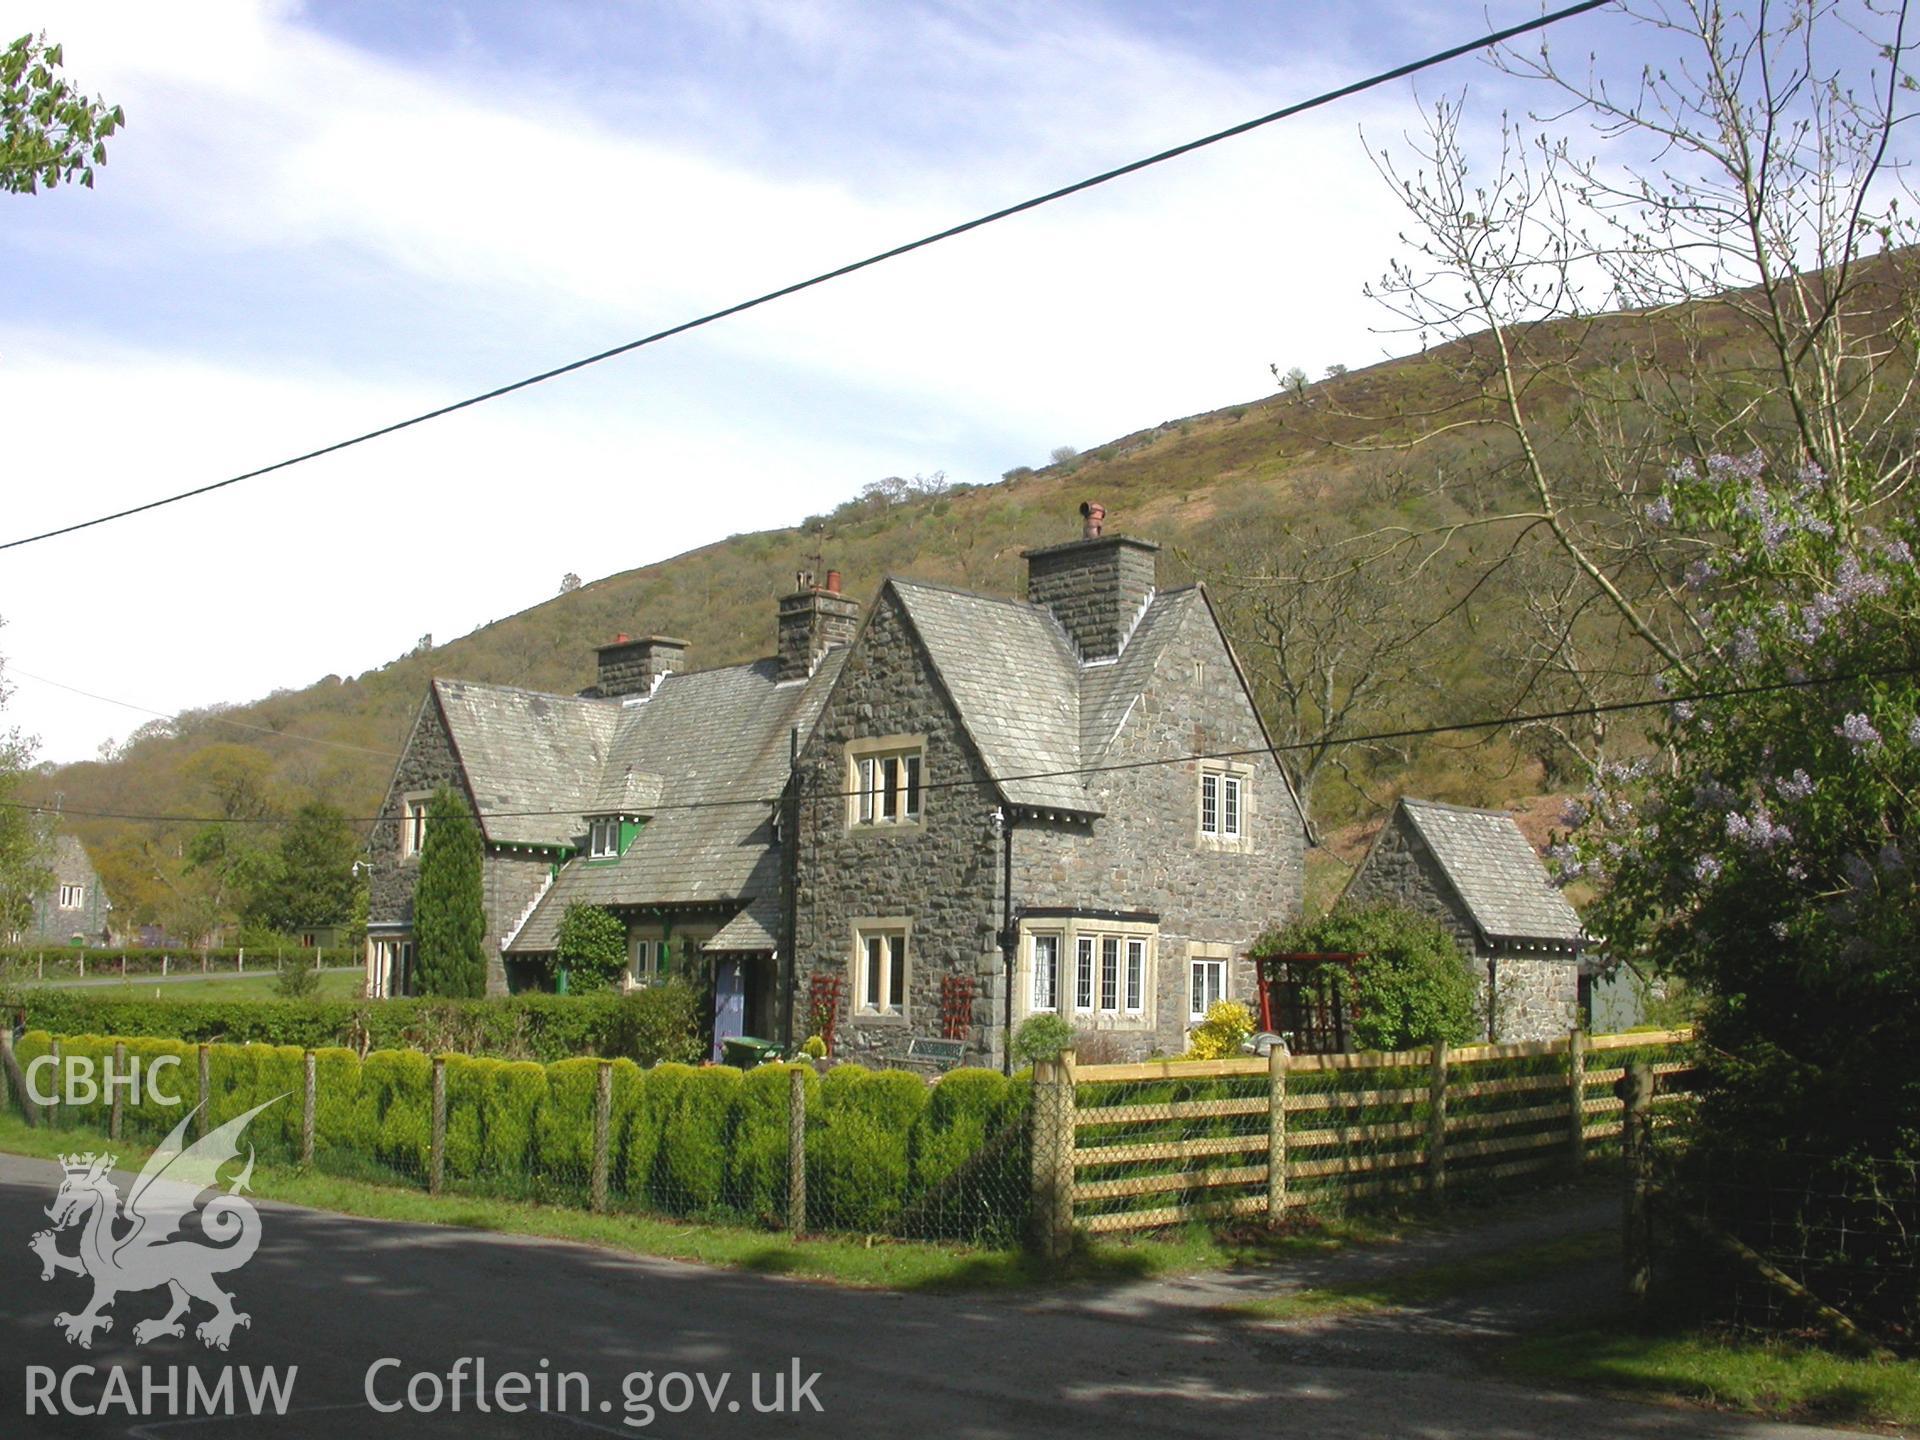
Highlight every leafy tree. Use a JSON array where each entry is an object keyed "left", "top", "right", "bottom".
[
  {"left": 412, "top": 786, "right": 486, "bottom": 997},
  {"left": 558, "top": 572, "right": 582, "bottom": 594},
  {"left": 1, "top": 32, "right": 123, "bottom": 194},
  {"left": 258, "top": 801, "right": 360, "bottom": 932},
  {"left": 0, "top": 636, "right": 49, "bottom": 937},
  {"left": 553, "top": 903, "right": 627, "bottom": 994},
  {"left": 1253, "top": 904, "right": 1480, "bottom": 1051}
]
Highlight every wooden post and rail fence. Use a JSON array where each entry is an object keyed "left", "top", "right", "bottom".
[{"left": 1029, "top": 1027, "right": 1693, "bottom": 1257}]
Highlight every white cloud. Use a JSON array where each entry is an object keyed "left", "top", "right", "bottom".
[{"left": 7, "top": 0, "right": 1471, "bottom": 763}]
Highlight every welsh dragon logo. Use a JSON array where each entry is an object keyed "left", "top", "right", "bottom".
[{"left": 29, "top": 1097, "right": 283, "bottom": 1350}]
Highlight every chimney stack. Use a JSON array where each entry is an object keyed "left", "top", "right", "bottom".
[
  {"left": 778, "top": 570, "right": 859, "bottom": 681},
  {"left": 595, "top": 634, "right": 687, "bottom": 699},
  {"left": 1024, "top": 501, "right": 1157, "bottom": 662}
]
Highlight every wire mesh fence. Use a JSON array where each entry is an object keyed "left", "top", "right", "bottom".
[
  {"left": 3, "top": 1026, "right": 1701, "bottom": 1257},
  {"left": 1650, "top": 1137, "right": 1919, "bottom": 1348},
  {"left": 1, "top": 1030, "right": 1034, "bottom": 1247}
]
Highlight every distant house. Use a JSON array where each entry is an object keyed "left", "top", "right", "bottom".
[
  {"left": 366, "top": 502, "right": 1309, "bottom": 1067},
  {"left": 1340, "top": 797, "right": 1584, "bottom": 1043},
  {"left": 17, "top": 835, "right": 113, "bottom": 947}
]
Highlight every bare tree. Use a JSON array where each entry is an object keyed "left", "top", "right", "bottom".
[{"left": 1344, "top": 0, "right": 1920, "bottom": 772}]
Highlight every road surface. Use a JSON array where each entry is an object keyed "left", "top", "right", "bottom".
[{"left": 0, "top": 1153, "right": 1872, "bottom": 1439}]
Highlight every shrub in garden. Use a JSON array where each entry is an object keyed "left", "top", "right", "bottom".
[
  {"left": 1012, "top": 1013, "right": 1073, "bottom": 1065},
  {"left": 1184, "top": 1000, "right": 1254, "bottom": 1059},
  {"left": 643, "top": 1064, "right": 742, "bottom": 1213},
  {"left": 553, "top": 905, "right": 628, "bottom": 994},
  {"left": 354, "top": 1050, "right": 432, "bottom": 1175},
  {"left": 537, "top": 1057, "right": 602, "bottom": 1185},
  {"left": 727, "top": 1063, "right": 816, "bottom": 1223},
  {"left": 440, "top": 1054, "right": 501, "bottom": 1179},
  {"left": 809, "top": 1066, "right": 929, "bottom": 1232},
  {"left": 1252, "top": 905, "right": 1479, "bottom": 1051},
  {"left": 412, "top": 787, "right": 487, "bottom": 998},
  {"left": 908, "top": 1069, "right": 1026, "bottom": 1239},
  {"left": 603, "top": 982, "right": 703, "bottom": 1066},
  {"left": 310, "top": 1047, "right": 363, "bottom": 1154},
  {"left": 480, "top": 1061, "right": 547, "bottom": 1179}
]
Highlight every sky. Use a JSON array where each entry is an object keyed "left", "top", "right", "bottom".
[{"left": 0, "top": 0, "right": 1635, "bottom": 764}]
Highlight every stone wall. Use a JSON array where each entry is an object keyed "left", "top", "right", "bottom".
[
  {"left": 1341, "top": 815, "right": 1481, "bottom": 953},
  {"left": 789, "top": 588, "right": 1006, "bottom": 1068},
  {"left": 778, "top": 588, "right": 861, "bottom": 681},
  {"left": 366, "top": 688, "right": 548, "bottom": 996},
  {"left": 1485, "top": 954, "right": 1579, "bottom": 1044},
  {"left": 593, "top": 636, "right": 686, "bottom": 699},
  {"left": 1009, "top": 600, "right": 1305, "bottom": 1058},
  {"left": 24, "top": 844, "right": 111, "bottom": 946}
]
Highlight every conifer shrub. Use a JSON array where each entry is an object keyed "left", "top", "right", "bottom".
[{"left": 728, "top": 1062, "right": 817, "bottom": 1224}]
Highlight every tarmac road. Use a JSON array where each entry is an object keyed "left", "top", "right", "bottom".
[{"left": 0, "top": 1153, "right": 1874, "bottom": 1439}]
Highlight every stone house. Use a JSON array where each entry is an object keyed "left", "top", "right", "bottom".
[
  {"left": 366, "top": 503, "right": 1308, "bottom": 1066},
  {"left": 1340, "top": 797, "right": 1584, "bottom": 1043},
  {"left": 15, "top": 834, "right": 113, "bottom": 947}
]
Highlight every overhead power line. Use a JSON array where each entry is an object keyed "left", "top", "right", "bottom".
[
  {"left": 12, "top": 661, "right": 1907, "bottom": 827},
  {"left": 0, "top": 0, "right": 1615, "bottom": 555}
]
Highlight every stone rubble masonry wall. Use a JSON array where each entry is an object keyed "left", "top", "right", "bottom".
[
  {"left": 594, "top": 637, "right": 687, "bottom": 699},
  {"left": 1024, "top": 536, "right": 1158, "bottom": 660},
  {"left": 1343, "top": 810, "right": 1577, "bottom": 1044},
  {"left": 779, "top": 589, "right": 862, "bottom": 681},
  {"left": 24, "top": 849, "right": 112, "bottom": 946},
  {"left": 1009, "top": 602, "right": 1306, "bottom": 1060},
  {"left": 789, "top": 588, "right": 1006, "bottom": 1070},
  {"left": 366, "top": 690, "right": 549, "bottom": 996}
]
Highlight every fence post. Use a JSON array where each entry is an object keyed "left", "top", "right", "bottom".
[
  {"left": 429, "top": 1057, "right": 447, "bottom": 1196},
  {"left": 1619, "top": 1059, "right": 1654, "bottom": 1306},
  {"left": 1029, "top": 1052, "right": 1077, "bottom": 1259},
  {"left": 196, "top": 1045, "right": 210, "bottom": 1137},
  {"left": 162, "top": 955, "right": 169, "bottom": 978},
  {"left": 77, "top": 954, "right": 84, "bottom": 980},
  {"left": 1266, "top": 1042, "right": 1290, "bottom": 1221},
  {"left": 37, "top": 955, "right": 43, "bottom": 980},
  {"left": 0, "top": 1029, "right": 31, "bottom": 1129},
  {"left": 110, "top": 1041, "right": 126, "bottom": 1141},
  {"left": 120, "top": 954, "right": 127, "bottom": 978},
  {"left": 1568, "top": 1026, "right": 1587, "bottom": 1170},
  {"left": 787, "top": 1064, "right": 808, "bottom": 1236},
  {"left": 1427, "top": 1038, "right": 1449, "bottom": 1197},
  {"left": 237, "top": 948, "right": 245, "bottom": 976},
  {"left": 591, "top": 1061, "right": 612, "bottom": 1214},
  {"left": 301, "top": 1051, "right": 317, "bottom": 1167}
]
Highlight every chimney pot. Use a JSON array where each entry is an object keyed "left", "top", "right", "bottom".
[
  {"left": 825, "top": 570, "right": 842, "bottom": 595},
  {"left": 778, "top": 571, "right": 860, "bottom": 680},
  {"left": 1081, "top": 501, "right": 1105, "bottom": 539},
  {"left": 1023, "top": 504, "right": 1158, "bottom": 661}
]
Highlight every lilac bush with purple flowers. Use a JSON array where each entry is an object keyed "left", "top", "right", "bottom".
[{"left": 1561, "top": 452, "right": 1918, "bottom": 1333}]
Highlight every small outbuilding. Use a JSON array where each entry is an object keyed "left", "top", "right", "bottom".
[{"left": 1340, "top": 797, "right": 1584, "bottom": 1043}]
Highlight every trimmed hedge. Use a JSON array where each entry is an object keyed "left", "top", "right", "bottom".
[
  {"left": 13, "top": 990, "right": 702, "bottom": 1065},
  {"left": 11, "top": 1028, "right": 1031, "bottom": 1240}
]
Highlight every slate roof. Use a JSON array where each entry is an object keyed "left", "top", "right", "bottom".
[
  {"left": 506, "top": 653, "right": 845, "bottom": 953},
  {"left": 891, "top": 580, "right": 1090, "bottom": 814},
  {"left": 49, "top": 834, "right": 99, "bottom": 888},
  {"left": 433, "top": 680, "right": 620, "bottom": 849},
  {"left": 706, "top": 891, "right": 782, "bottom": 952},
  {"left": 1396, "top": 798, "right": 1585, "bottom": 945}
]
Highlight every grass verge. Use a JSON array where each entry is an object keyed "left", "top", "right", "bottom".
[
  {"left": 0, "top": 1113, "right": 1393, "bottom": 1294},
  {"left": 1229, "top": 1227, "right": 1616, "bottom": 1322},
  {"left": 19, "top": 968, "right": 362, "bottom": 1001},
  {"left": 1500, "top": 1323, "right": 1920, "bottom": 1430}
]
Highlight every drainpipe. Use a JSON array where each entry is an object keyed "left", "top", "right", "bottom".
[
  {"left": 999, "top": 807, "right": 1017, "bottom": 1076},
  {"left": 1486, "top": 952, "right": 1498, "bottom": 1043},
  {"left": 782, "top": 725, "right": 801, "bottom": 1051}
]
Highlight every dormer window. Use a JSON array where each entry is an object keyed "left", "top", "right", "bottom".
[{"left": 589, "top": 819, "right": 622, "bottom": 858}]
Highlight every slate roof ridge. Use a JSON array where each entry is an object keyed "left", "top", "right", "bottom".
[
  {"left": 432, "top": 676, "right": 618, "bottom": 707},
  {"left": 1399, "top": 796, "right": 1527, "bottom": 821}
]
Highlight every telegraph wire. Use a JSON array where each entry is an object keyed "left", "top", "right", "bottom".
[
  {"left": 10, "top": 659, "right": 1909, "bottom": 827},
  {"left": 0, "top": 0, "right": 1616, "bottom": 554}
]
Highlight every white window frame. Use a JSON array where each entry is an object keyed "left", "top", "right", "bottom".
[
  {"left": 589, "top": 818, "right": 621, "bottom": 859},
  {"left": 57, "top": 884, "right": 84, "bottom": 910},
  {"left": 1197, "top": 764, "right": 1253, "bottom": 850},
  {"left": 1190, "top": 956, "right": 1228, "bottom": 1023},
  {"left": 846, "top": 735, "right": 926, "bottom": 830},
  {"left": 1029, "top": 931, "right": 1061, "bottom": 1012},
  {"left": 629, "top": 936, "right": 660, "bottom": 984},
  {"left": 1021, "top": 918, "right": 1157, "bottom": 1030},
  {"left": 851, "top": 919, "right": 911, "bottom": 1021},
  {"left": 401, "top": 793, "right": 432, "bottom": 858}
]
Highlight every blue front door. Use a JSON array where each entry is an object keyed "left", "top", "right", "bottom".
[{"left": 712, "top": 957, "right": 746, "bottom": 1061}]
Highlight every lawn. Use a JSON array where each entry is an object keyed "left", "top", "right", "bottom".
[
  {"left": 1501, "top": 1323, "right": 1920, "bottom": 1430},
  {"left": 0, "top": 1113, "right": 1397, "bottom": 1293},
  {"left": 20, "top": 967, "right": 363, "bottom": 1002}
]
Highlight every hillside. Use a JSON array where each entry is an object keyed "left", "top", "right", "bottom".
[{"left": 32, "top": 263, "right": 1906, "bottom": 930}]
